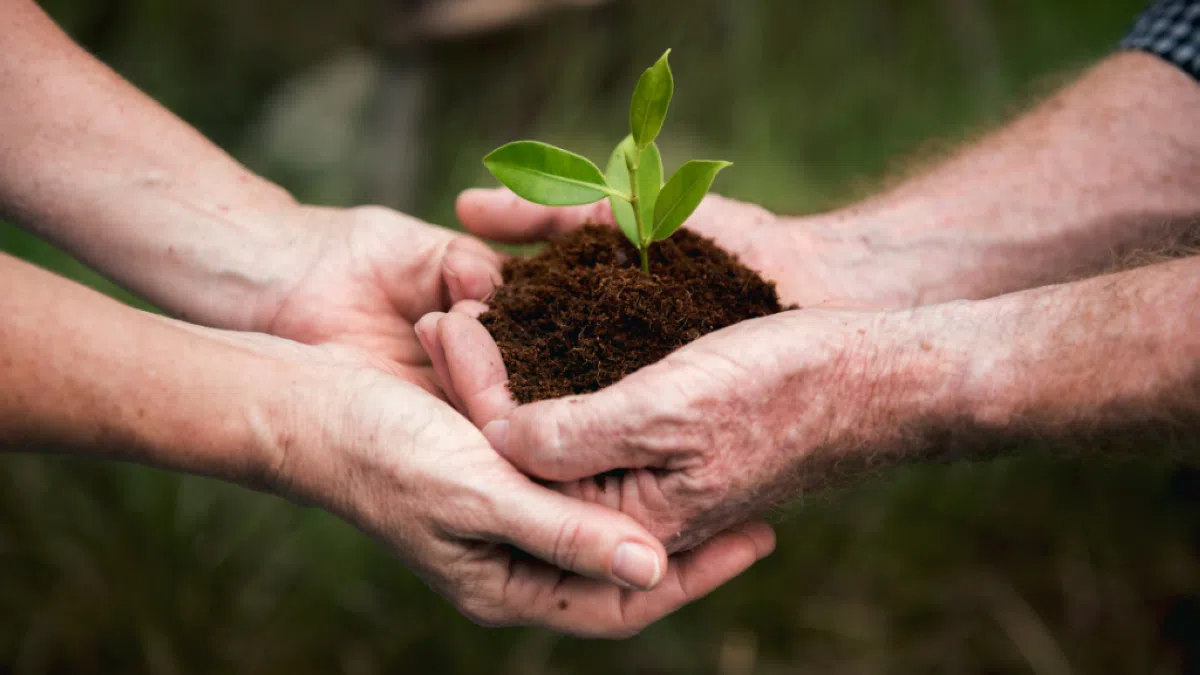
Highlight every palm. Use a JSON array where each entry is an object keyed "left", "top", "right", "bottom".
[{"left": 262, "top": 205, "right": 500, "bottom": 392}]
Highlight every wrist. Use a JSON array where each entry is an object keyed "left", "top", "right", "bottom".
[
  {"left": 799, "top": 303, "right": 982, "bottom": 481},
  {"left": 135, "top": 320, "right": 314, "bottom": 490},
  {"left": 781, "top": 208, "right": 937, "bottom": 310},
  {"left": 784, "top": 197, "right": 1026, "bottom": 309},
  {"left": 869, "top": 304, "right": 979, "bottom": 424},
  {"left": 221, "top": 201, "right": 329, "bottom": 334}
]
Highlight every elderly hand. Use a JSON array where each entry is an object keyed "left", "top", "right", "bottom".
[
  {"left": 417, "top": 301, "right": 962, "bottom": 553},
  {"left": 223, "top": 208, "right": 778, "bottom": 637},
  {"left": 246, "top": 204, "right": 505, "bottom": 394},
  {"left": 190, "top": 327, "right": 778, "bottom": 638},
  {"left": 454, "top": 187, "right": 911, "bottom": 310}
]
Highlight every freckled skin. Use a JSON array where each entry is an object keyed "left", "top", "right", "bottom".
[
  {"left": 435, "top": 50, "right": 1200, "bottom": 558},
  {"left": 431, "top": 256, "right": 1200, "bottom": 554}
]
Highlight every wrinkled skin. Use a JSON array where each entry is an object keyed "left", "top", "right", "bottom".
[
  {"left": 253, "top": 204, "right": 506, "bottom": 393},
  {"left": 417, "top": 304, "right": 887, "bottom": 554},
  {"left": 233, "top": 203, "right": 776, "bottom": 636},
  {"left": 220, "top": 326, "right": 773, "bottom": 639},
  {"left": 418, "top": 189, "right": 915, "bottom": 552}
]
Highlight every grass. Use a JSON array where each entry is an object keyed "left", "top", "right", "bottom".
[{"left": 4, "top": 0, "right": 1197, "bottom": 672}]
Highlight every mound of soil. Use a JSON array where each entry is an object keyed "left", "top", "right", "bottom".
[{"left": 479, "top": 225, "right": 786, "bottom": 404}]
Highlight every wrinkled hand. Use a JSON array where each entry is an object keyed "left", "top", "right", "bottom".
[
  {"left": 225, "top": 205, "right": 780, "bottom": 636},
  {"left": 254, "top": 204, "right": 504, "bottom": 394},
  {"left": 455, "top": 187, "right": 895, "bottom": 309},
  {"left": 238, "top": 333, "right": 776, "bottom": 638},
  {"left": 417, "top": 304, "right": 897, "bottom": 554}
]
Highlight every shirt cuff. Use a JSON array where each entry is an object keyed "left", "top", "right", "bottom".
[{"left": 1119, "top": 0, "right": 1200, "bottom": 81}]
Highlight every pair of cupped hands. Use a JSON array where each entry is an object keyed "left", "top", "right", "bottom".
[{"left": 253, "top": 186, "right": 877, "bottom": 638}]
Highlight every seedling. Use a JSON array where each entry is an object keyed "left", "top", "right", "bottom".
[{"left": 483, "top": 50, "right": 731, "bottom": 273}]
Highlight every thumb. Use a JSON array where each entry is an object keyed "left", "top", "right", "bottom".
[
  {"left": 456, "top": 187, "right": 615, "bottom": 244},
  {"left": 483, "top": 390, "right": 663, "bottom": 483},
  {"left": 491, "top": 476, "right": 668, "bottom": 591},
  {"left": 440, "top": 237, "right": 503, "bottom": 306}
]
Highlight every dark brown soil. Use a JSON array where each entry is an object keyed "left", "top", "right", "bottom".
[{"left": 479, "top": 225, "right": 786, "bottom": 404}]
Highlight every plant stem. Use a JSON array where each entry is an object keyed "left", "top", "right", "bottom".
[{"left": 628, "top": 154, "right": 651, "bottom": 274}]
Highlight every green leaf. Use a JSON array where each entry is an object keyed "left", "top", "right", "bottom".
[
  {"left": 483, "top": 141, "right": 611, "bottom": 206},
  {"left": 629, "top": 49, "right": 674, "bottom": 150},
  {"left": 652, "top": 160, "right": 732, "bottom": 241},
  {"left": 637, "top": 142, "right": 663, "bottom": 235},
  {"left": 605, "top": 137, "right": 640, "bottom": 246}
]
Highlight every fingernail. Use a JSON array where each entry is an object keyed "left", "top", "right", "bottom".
[
  {"left": 611, "top": 542, "right": 662, "bottom": 591},
  {"left": 483, "top": 420, "right": 509, "bottom": 455}
]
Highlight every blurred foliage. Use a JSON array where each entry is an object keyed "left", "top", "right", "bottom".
[{"left": 4, "top": 0, "right": 1200, "bottom": 673}]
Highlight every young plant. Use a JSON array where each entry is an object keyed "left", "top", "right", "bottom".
[{"left": 482, "top": 50, "right": 731, "bottom": 274}]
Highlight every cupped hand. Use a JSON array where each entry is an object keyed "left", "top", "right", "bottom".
[
  {"left": 253, "top": 204, "right": 504, "bottom": 393},
  {"left": 416, "top": 304, "right": 902, "bottom": 554},
  {"left": 238, "top": 332, "right": 776, "bottom": 639},
  {"left": 222, "top": 204, "right": 779, "bottom": 636},
  {"left": 454, "top": 187, "right": 892, "bottom": 309}
]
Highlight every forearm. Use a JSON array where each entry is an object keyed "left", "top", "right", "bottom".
[
  {"left": 0, "top": 252, "right": 290, "bottom": 485},
  {"left": 796, "top": 52, "right": 1200, "bottom": 307},
  {"left": 0, "top": 0, "right": 309, "bottom": 330},
  {"left": 818, "top": 255, "right": 1200, "bottom": 488},
  {"left": 954, "top": 254, "right": 1200, "bottom": 450}
]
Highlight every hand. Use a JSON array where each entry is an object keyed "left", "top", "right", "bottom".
[
  {"left": 234, "top": 206, "right": 780, "bottom": 635},
  {"left": 252, "top": 204, "right": 505, "bottom": 394},
  {"left": 455, "top": 187, "right": 905, "bottom": 309},
  {"left": 417, "top": 304, "right": 940, "bottom": 554},
  {"left": 237, "top": 332, "right": 777, "bottom": 638}
]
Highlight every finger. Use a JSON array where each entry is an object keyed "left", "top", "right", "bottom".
[
  {"left": 449, "top": 234, "right": 504, "bottom": 264},
  {"left": 436, "top": 312, "right": 515, "bottom": 427},
  {"left": 414, "top": 313, "right": 466, "bottom": 413},
  {"left": 442, "top": 247, "right": 501, "bottom": 305},
  {"left": 570, "top": 473, "right": 622, "bottom": 511},
  {"left": 488, "top": 476, "right": 668, "bottom": 592},
  {"left": 502, "top": 520, "right": 777, "bottom": 639},
  {"left": 450, "top": 299, "right": 489, "bottom": 319},
  {"left": 456, "top": 187, "right": 615, "bottom": 244},
  {"left": 484, "top": 389, "right": 661, "bottom": 482}
]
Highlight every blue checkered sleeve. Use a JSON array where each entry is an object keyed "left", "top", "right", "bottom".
[{"left": 1120, "top": 0, "right": 1200, "bottom": 80}]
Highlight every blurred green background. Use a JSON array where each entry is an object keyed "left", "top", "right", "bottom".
[{"left": 3, "top": 0, "right": 1199, "bottom": 672}]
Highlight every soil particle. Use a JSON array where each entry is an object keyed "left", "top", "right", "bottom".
[{"left": 480, "top": 225, "right": 786, "bottom": 404}]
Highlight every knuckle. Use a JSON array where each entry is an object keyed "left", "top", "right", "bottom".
[
  {"left": 684, "top": 466, "right": 727, "bottom": 497},
  {"left": 446, "top": 480, "right": 506, "bottom": 541},
  {"left": 550, "top": 516, "right": 587, "bottom": 571},
  {"left": 603, "top": 611, "right": 648, "bottom": 641},
  {"left": 523, "top": 410, "right": 567, "bottom": 475}
]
